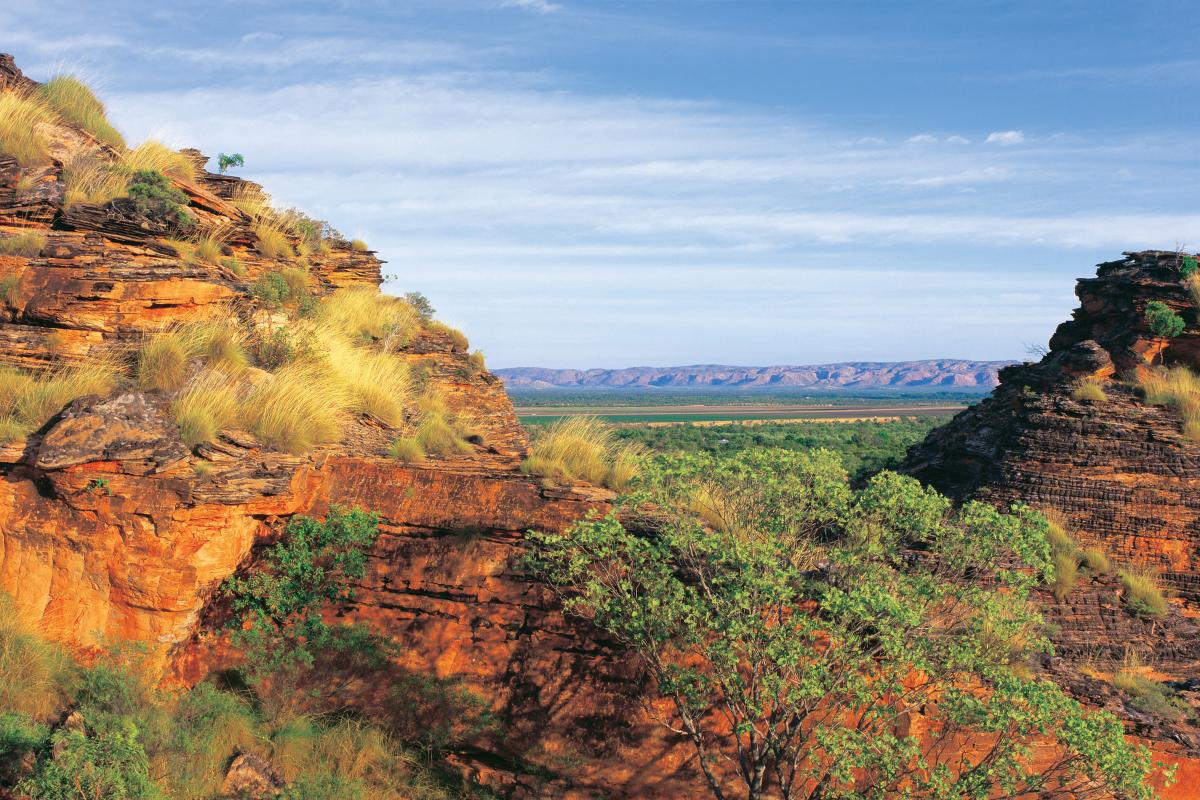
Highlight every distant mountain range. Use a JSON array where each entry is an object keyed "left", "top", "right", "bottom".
[{"left": 496, "top": 360, "right": 1016, "bottom": 390}]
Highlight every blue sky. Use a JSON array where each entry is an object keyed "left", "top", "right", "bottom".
[{"left": 5, "top": 1, "right": 1200, "bottom": 368}]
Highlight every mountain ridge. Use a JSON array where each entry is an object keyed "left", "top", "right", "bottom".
[{"left": 497, "top": 359, "right": 1015, "bottom": 389}]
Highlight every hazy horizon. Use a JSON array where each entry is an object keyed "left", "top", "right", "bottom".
[{"left": 6, "top": 1, "right": 1200, "bottom": 368}]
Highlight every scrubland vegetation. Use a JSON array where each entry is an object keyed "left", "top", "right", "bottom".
[
  {"left": 0, "top": 231, "right": 46, "bottom": 257},
  {"left": 1137, "top": 365, "right": 1200, "bottom": 439},
  {"left": 0, "top": 509, "right": 497, "bottom": 800},
  {"left": 0, "top": 363, "right": 120, "bottom": 443},
  {"left": 1071, "top": 377, "right": 1108, "bottom": 402},
  {"left": 528, "top": 450, "right": 1166, "bottom": 800}
]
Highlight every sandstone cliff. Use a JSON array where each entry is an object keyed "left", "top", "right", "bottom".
[
  {"left": 0, "top": 54, "right": 704, "bottom": 797},
  {"left": 903, "top": 249, "right": 1200, "bottom": 785}
]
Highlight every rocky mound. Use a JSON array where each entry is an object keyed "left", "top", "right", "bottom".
[{"left": 902, "top": 249, "right": 1200, "bottom": 777}]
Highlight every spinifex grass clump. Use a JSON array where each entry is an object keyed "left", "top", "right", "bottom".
[
  {"left": 37, "top": 76, "right": 125, "bottom": 150},
  {"left": 1138, "top": 365, "right": 1200, "bottom": 439},
  {"left": 320, "top": 286, "right": 420, "bottom": 346},
  {"left": 521, "top": 415, "right": 641, "bottom": 490},
  {"left": 240, "top": 364, "right": 349, "bottom": 454},
  {"left": 1071, "top": 377, "right": 1107, "bottom": 402},
  {"left": 1120, "top": 568, "right": 1168, "bottom": 618},
  {"left": 0, "top": 231, "right": 46, "bottom": 257},
  {"left": 0, "top": 91, "right": 55, "bottom": 166},
  {"left": 0, "top": 363, "right": 121, "bottom": 443},
  {"left": 123, "top": 140, "right": 196, "bottom": 182},
  {"left": 60, "top": 151, "right": 128, "bottom": 206},
  {"left": 137, "top": 318, "right": 248, "bottom": 392},
  {"left": 171, "top": 371, "right": 240, "bottom": 447}
]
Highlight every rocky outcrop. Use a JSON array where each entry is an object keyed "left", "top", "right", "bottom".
[{"left": 498, "top": 360, "right": 1011, "bottom": 390}]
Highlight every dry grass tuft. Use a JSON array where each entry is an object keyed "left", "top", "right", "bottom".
[
  {"left": 1138, "top": 366, "right": 1200, "bottom": 439},
  {"left": 321, "top": 287, "right": 420, "bottom": 345},
  {"left": 240, "top": 364, "right": 348, "bottom": 453},
  {"left": 1071, "top": 378, "right": 1107, "bottom": 402},
  {"left": 0, "top": 592, "right": 76, "bottom": 722},
  {"left": 1081, "top": 547, "right": 1111, "bottom": 574},
  {"left": 0, "top": 363, "right": 121, "bottom": 442},
  {"left": 389, "top": 437, "right": 426, "bottom": 463},
  {"left": 137, "top": 318, "right": 248, "bottom": 391},
  {"left": 0, "top": 231, "right": 46, "bottom": 257},
  {"left": 169, "top": 226, "right": 231, "bottom": 266},
  {"left": 521, "top": 416, "right": 641, "bottom": 490},
  {"left": 1052, "top": 551, "right": 1079, "bottom": 600},
  {"left": 0, "top": 90, "right": 55, "bottom": 166},
  {"left": 60, "top": 150, "right": 127, "bottom": 207},
  {"left": 255, "top": 221, "right": 294, "bottom": 260},
  {"left": 1120, "top": 568, "right": 1168, "bottom": 618},
  {"left": 172, "top": 371, "right": 240, "bottom": 447},
  {"left": 0, "top": 275, "right": 19, "bottom": 307},
  {"left": 350, "top": 238, "right": 370, "bottom": 251},
  {"left": 38, "top": 76, "right": 125, "bottom": 149},
  {"left": 124, "top": 140, "right": 197, "bottom": 182},
  {"left": 321, "top": 330, "right": 413, "bottom": 425}
]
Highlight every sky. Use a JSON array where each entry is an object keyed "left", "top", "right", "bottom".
[{"left": 4, "top": 1, "right": 1200, "bottom": 368}]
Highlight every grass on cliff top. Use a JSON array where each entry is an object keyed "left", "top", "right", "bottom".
[
  {"left": 0, "top": 363, "right": 121, "bottom": 444},
  {"left": 124, "top": 139, "right": 196, "bottom": 183},
  {"left": 0, "top": 90, "right": 55, "bottom": 166},
  {"left": 521, "top": 415, "right": 642, "bottom": 490},
  {"left": 37, "top": 75, "right": 126, "bottom": 150}
]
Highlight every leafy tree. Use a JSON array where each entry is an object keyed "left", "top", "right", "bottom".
[
  {"left": 1145, "top": 300, "right": 1185, "bottom": 340},
  {"left": 404, "top": 291, "right": 436, "bottom": 321},
  {"left": 528, "top": 449, "right": 1166, "bottom": 800},
  {"left": 216, "top": 152, "right": 244, "bottom": 174}
]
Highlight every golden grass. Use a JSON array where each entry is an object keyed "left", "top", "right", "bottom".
[
  {"left": 321, "top": 287, "right": 420, "bottom": 344},
  {"left": 1188, "top": 274, "right": 1200, "bottom": 310},
  {"left": 350, "top": 238, "right": 369, "bottom": 251},
  {"left": 521, "top": 415, "right": 641, "bottom": 490},
  {"left": 1138, "top": 366, "right": 1200, "bottom": 439},
  {"left": 124, "top": 139, "right": 196, "bottom": 182},
  {"left": 255, "top": 221, "right": 294, "bottom": 260},
  {"left": 0, "top": 363, "right": 120, "bottom": 442},
  {"left": 1071, "top": 378, "right": 1107, "bottom": 402},
  {"left": 322, "top": 331, "right": 413, "bottom": 425},
  {"left": 389, "top": 436, "right": 425, "bottom": 463},
  {"left": 1120, "top": 568, "right": 1168, "bottom": 618},
  {"left": 1081, "top": 547, "right": 1111, "bottom": 574},
  {"left": 137, "top": 318, "right": 248, "bottom": 391},
  {"left": 38, "top": 76, "right": 125, "bottom": 150},
  {"left": 467, "top": 350, "right": 486, "bottom": 372},
  {"left": 0, "top": 593, "right": 76, "bottom": 722},
  {"left": 0, "top": 231, "right": 46, "bottom": 257},
  {"left": 171, "top": 371, "right": 240, "bottom": 447},
  {"left": 0, "top": 90, "right": 55, "bottom": 166},
  {"left": 169, "top": 226, "right": 231, "bottom": 266},
  {"left": 1052, "top": 551, "right": 1079, "bottom": 600},
  {"left": 1042, "top": 509, "right": 1075, "bottom": 555},
  {"left": 60, "top": 150, "right": 127, "bottom": 207},
  {"left": 240, "top": 364, "right": 348, "bottom": 453},
  {"left": 0, "top": 276, "right": 18, "bottom": 307}
]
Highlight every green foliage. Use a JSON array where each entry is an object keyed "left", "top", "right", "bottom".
[
  {"left": 126, "top": 170, "right": 194, "bottom": 228},
  {"left": 1180, "top": 255, "right": 1199, "bottom": 278},
  {"left": 19, "top": 722, "right": 163, "bottom": 800},
  {"left": 527, "top": 450, "right": 1161, "bottom": 800},
  {"left": 221, "top": 507, "right": 382, "bottom": 674},
  {"left": 1145, "top": 300, "right": 1185, "bottom": 339},
  {"left": 404, "top": 291, "right": 435, "bottom": 321},
  {"left": 0, "top": 712, "right": 48, "bottom": 758},
  {"left": 251, "top": 270, "right": 313, "bottom": 311},
  {"left": 216, "top": 152, "right": 244, "bottom": 174},
  {"left": 610, "top": 417, "right": 944, "bottom": 482}
]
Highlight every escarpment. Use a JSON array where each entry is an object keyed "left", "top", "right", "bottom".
[{"left": 0, "top": 54, "right": 715, "bottom": 798}]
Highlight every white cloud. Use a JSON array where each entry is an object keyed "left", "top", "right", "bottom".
[
  {"left": 945, "top": 135, "right": 970, "bottom": 145},
  {"left": 985, "top": 130, "right": 1025, "bottom": 145},
  {"left": 905, "top": 134, "right": 939, "bottom": 145},
  {"left": 499, "top": 0, "right": 561, "bottom": 12}
]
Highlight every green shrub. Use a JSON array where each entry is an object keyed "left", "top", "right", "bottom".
[
  {"left": 0, "top": 712, "right": 48, "bottom": 759},
  {"left": 403, "top": 291, "right": 435, "bottom": 321},
  {"left": 252, "top": 270, "right": 310, "bottom": 310},
  {"left": 126, "top": 170, "right": 193, "bottom": 228},
  {"left": 1180, "top": 255, "right": 1198, "bottom": 278},
  {"left": 1144, "top": 300, "right": 1185, "bottom": 339},
  {"left": 216, "top": 152, "right": 244, "bottom": 174},
  {"left": 19, "top": 722, "right": 161, "bottom": 800}
]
